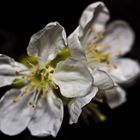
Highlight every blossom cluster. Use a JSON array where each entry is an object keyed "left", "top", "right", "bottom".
[{"left": 0, "top": 1, "right": 139, "bottom": 137}]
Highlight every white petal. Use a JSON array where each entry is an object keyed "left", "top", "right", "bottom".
[
  {"left": 0, "top": 54, "right": 27, "bottom": 87},
  {"left": 69, "top": 87, "right": 98, "bottom": 124},
  {"left": 27, "top": 22, "right": 67, "bottom": 64},
  {"left": 28, "top": 90, "right": 63, "bottom": 137},
  {"left": 92, "top": 69, "right": 115, "bottom": 90},
  {"left": 104, "top": 86, "right": 126, "bottom": 108},
  {"left": 101, "top": 20, "right": 135, "bottom": 57},
  {"left": 80, "top": 2, "right": 109, "bottom": 33},
  {"left": 68, "top": 27, "right": 86, "bottom": 61},
  {"left": 0, "top": 76, "right": 18, "bottom": 88},
  {"left": 54, "top": 58, "right": 93, "bottom": 98},
  {"left": 108, "top": 58, "right": 140, "bottom": 84},
  {"left": 0, "top": 89, "right": 34, "bottom": 135}
]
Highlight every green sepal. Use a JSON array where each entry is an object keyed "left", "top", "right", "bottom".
[
  {"left": 20, "top": 55, "right": 38, "bottom": 67},
  {"left": 11, "top": 78, "right": 25, "bottom": 88},
  {"left": 50, "top": 47, "right": 71, "bottom": 67}
]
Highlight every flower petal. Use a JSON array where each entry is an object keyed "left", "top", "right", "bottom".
[
  {"left": 69, "top": 87, "right": 98, "bottom": 124},
  {"left": 54, "top": 58, "right": 93, "bottom": 98},
  {"left": 92, "top": 69, "right": 115, "bottom": 90},
  {"left": 68, "top": 27, "right": 86, "bottom": 61},
  {"left": 0, "top": 89, "right": 34, "bottom": 135},
  {"left": 104, "top": 86, "right": 126, "bottom": 108},
  {"left": 101, "top": 20, "right": 135, "bottom": 57},
  {"left": 107, "top": 58, "right": 140, "bottom": 84},
  {"left": 28, "top": 90, "right": 63, "bottom": 137},
  {"left": 79, "top": 2, "right": 109, "bottom": 34},
  {"left": 0, "top": 76, "right": 19, "bottom": 88},
  {"left": 0, "top": 54, "right": 27, "bottom": 87},
  {"left": 27, "top": 22, "right": 67, "bottom": 64}
]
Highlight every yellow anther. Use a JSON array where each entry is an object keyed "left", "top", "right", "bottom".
[
  {"left": 31, "top": 81, "right": 36, "bottom": 86},
  {"left": 94, "top": 98, "right": 104, "bottom": 103},
  {"left": 110, "top": 64, "right": 118, "bottom": 69},
  {"left": 88, "top": 26, "right": 95, "bottom": 33},
  {"left": 41, "top": 84, "right": 46, "bottom": 88},
  {"left": 97, "top": 43, "right": 103, "bottom": 48},
  {"left": 100, "top": 58, "right": 107, "bottom": 63},
  {"left": 95, "top": 33, "right": 104, "bottom": 39},
  {"left": 13, "top": 97, "right": 19, "bottom": 103},
  {"left": 23, "top": 86, "right": 30, "bottom": 93},
  {"left": 53, "top": 85, "right": 59, "bottom": 90},
  {"left": 98, "top": 113, "right": 106, "bottom": 122},
  {"left": 41, "top": 72, "right": 45, "bottom": 81},
  {"left": 29, "top": 101, "right": 35, "bottom": 108},
  {"left": 15, "top": 71, "right": 20, "bottom": 75},
  {"left": 93, "top": 47, "right": 99, "bottom": 53},
  {"left": 98, "top": 58, "right": 102, "bottom": 63},
  {"left": 50, "top": 70, "right": 54, "bottom": 73},
  {"left": 45, "top": 91, "right": 48, "bottom": 95},
  {"left": 27, "top": 77, "right": 32, "bottom": 81},
  {"left": 46, "top": 65, "right": 49, "bottom": 69}
]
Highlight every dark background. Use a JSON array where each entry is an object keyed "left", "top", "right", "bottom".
[{"left": 0, "top": 0, "right": 140, "bottom": 139}]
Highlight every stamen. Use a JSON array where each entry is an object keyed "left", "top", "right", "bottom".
[
  {"left": 97, "top": 43, "right": 103, "bottom": 48},
  {"left": 88, "top": 27, "right": 95, "bottom": 33},
  {"left": 46, "top": 65, "right": 49, "bottom": 69},
  {"left": 110, "top": 64, "right": 118, "bottom": 69},
  {"left": 86, "top": 41, "right": 111, "bottom": 66},
  {"left": 31, "top": 81, "right": 36, "bottom": 86},
  {"left": 12, "top": 86, "right": 32, "bottom": 104},
  {"left": 51, "top": 81, "right": 59, "bottom": 89},
  {"left": 50, "top": 70, "right": 54, "bottom": 73},
  {"left": 13, "top": 97, "right": 19, "bottom": 103},
  {"left": 29, "top": 101, "right": 35, "bottom": 108},
  {"left": 15, "top": 71, "right": 20, "bottom": 75},
  {"left": 22, "top": 86, "right": 31, "bottom": 94},
  {"left": 41, "top": 89, "right": 48, "bottom": 98},
  {"left": 87, "top": 103, "right": 106, "bottom": 122},
  {"left": 94, "top": 98, "right": 104, "bottom": 103},
  {"left": 95, "top": 33, "right": 104, "bottom": 39},
  {"left": 28, "top": 89, "right": 40, "bottom": 108},
  {"left": 26, "top": 60, "right": 34, "bottom": 67}
]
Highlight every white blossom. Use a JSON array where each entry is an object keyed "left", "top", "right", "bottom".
[
  {"left": 68, "top": 2, "right": 140, "bottom": 123},
  {"left": 0, "top": 22, "right": 93, "bottom": 136}
]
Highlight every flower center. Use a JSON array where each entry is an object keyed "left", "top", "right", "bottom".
[
  {"left": 12, "top": 48, "right": 70, "bottom": 107},
  {"left": 86, "top": 43, "right": 111, "bottom": 66},
  {"left": 84, "top": 27, "right": 117, "bottom": 69},
  {"left": 12, "top": 64, "right": 58, "bottom": 108},
  {"left": 26, "top": 65, "right": 57, "bottom": 90}
]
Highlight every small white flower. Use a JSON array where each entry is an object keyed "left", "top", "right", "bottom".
[
  {"left": 68, "top": 2, "right": 140, "bottom": 122},
  {"left": 0, "top": 22, "right": 93, "bottom": 136}
]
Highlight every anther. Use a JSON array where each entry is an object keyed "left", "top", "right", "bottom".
[
  {"left": 95, "top": 33, "right": 104, "bottom": 39},
  {"left": 29, "top": 101, "right": 35, "bottom": 108},
  {"left": 46, "top": 65, "right": 49, "bottom": 69},
  {"left": 15, "top": 71, "right": 20, "bottom": 75},
  {"left": 50, "top": 70, "right": 54, "bottom": 73},
  {"left": 110, "top": 64, "right": 118, "bottom": 69},
  {"left": 13, "top": 97, "right": 19, "bottom": 103}
]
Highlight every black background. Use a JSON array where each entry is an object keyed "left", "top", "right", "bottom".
[{"left": 0, "top": 0, "right": 140, "bottom": 139}]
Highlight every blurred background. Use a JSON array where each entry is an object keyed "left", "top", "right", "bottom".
[{"left": 0, "top": 0, "right": 140, "bottom": 139}]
